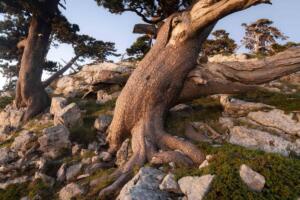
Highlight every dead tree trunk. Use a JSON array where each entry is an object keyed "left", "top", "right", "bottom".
[
  {"left": 43, "top": 55, "right": 80, "bottom": 87},
  {"left": 98, "top": 0, "right": 272, "bottom": 198}
]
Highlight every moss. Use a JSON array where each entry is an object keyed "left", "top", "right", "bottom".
[
  {"left": 28, "top": 179, "right": 54, "bottom": 200},
  {"left": 166, "top": 97, "right": 223, "bottom": 136},
  {"left": 173, "top": 143, "right": 300, "bottom": 200},
  {"left": 69, "top": 98, "right": 115, "bottom": 146},
  {"left": 0, "top": 182, "right": 28, "bottom": 200},
  {"left": 0, "top": 96, "right": 13, "bottom": 110},
  {"left": 234, "top": 90, "right": 300, "bottom": 112}
]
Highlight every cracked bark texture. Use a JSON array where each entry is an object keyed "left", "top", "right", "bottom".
[{"left": 97, "top": 0, "right": 274, "bottom": 199}]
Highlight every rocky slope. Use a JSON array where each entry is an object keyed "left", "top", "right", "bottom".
[{"left": 0, "top": 61, "right": 299, "bottom": 200}]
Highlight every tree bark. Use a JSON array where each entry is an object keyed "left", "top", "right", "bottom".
[
  {"left": 98, "top": 0, "right": 272, "bottom": 199},
  {"left": 43, "top": 55, "right": 80, "bottom": 87},
  {"left": 15, "top": 15, "right": 52, "bottom": 121}
]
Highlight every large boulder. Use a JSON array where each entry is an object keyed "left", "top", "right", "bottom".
[
  {"left": 59, "top": 182, "right": 84, "bottom": 200},
  {"left": 248, "top": 109, "right": 300, "bottom": 137},
  {"left": 229, "top": 126, "right": 300, "bottom": 156},
  {"left": 117, "top": 167, "right": 170, "bottom": 200},
  {"left": 178, "top": 175, "right": 215, "bottom": 200},
  {"left": 239, "top": 164, "right": 265, "bottom": 192},
  {"left": 38, "top": 125, "right": 71, "bottom": 158},
  {"left": 54, "top": 103, "right": 82, "bottom": 128},
  {"left": 50, "top": 97, "right": 67, "bottom": 116}
]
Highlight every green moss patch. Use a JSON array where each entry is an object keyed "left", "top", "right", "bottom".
[{"left": 173, "top": 143, "right": 300, "bottom": 200}]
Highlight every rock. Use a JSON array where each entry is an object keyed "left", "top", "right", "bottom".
[
  {"left": 96, "top": 90, "right": 120, "bottom": 105},
  {"left": 59, "top": 182, "right": 84, "bottom": 200},
  {"left": 57, "top": 163, "right": 67, "bottom": 182},
  {"left": 66, "top": 163, "right": 82, "bottom": 182},
  {"left": 34, "top": 172, "right": 55, "bottom": 187},
  {"left": 0, "top": 147, "right": 17, "bottom": 165},
  {"left": 99, "top": 152, "right": 112, "bottom": 162},
  {"left": 116, "top": 139, "right": 132, "bottom": 167},
  {"left": 88, "top": 142, "right": 100, "bottom": 151},
  {"left": 178, "top": 175, "right": 215, "bottom": 200},
  {"left": 239, "top": 164, "right": 265, "bottom": 192},
  {"left": 72, "top": 144, "right": 81, "bottom": 156},
  {"left": 199, "top": 160, "right": 209, "bottom": 169},
  {"left": 248, "top": 109, "right": 300, "bottom": 137},
  {"left": 117, "top": 167, "right": 169, "bottom": 200},
  {"left": 11, "top": 130, "right": 36, "bottom": 153},
  {"left": 38, "top": 125, "right": 71, "bottom": 159},
  {"left": 0, "top": 125, "right": 13, "bottom": 142},
  {"left": 0, "top": 176, "right": 30, "bottom": 189},
  {"left": 159, "top": 173, "right": 181, "bottom": 193},
  {"left": 229, "top": 126, "right": 300, "bottom": 156},
  {"left": 220, "top": 95, "right": 273, "bottom": 116},
  {"left": 50, "top": 97, "right": 67, "bottom": 116},
  {"left": 54, "top": 103, "right": 82, "bottom": 128},
  {"left": 0, "top": 105, "right": 25, "bottom": 129},
  {"left": 94, "top": 115, "right": 112, "bottom": 132}
]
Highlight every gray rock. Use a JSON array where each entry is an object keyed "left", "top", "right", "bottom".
[
  {"left": 0, "top": 176, "right": 29, "bottom": 189},
  {"left": 159, "top": 173, "right": 181, "bottom": 193},
  {"left": 94, "top": 115, "right": 112, "bottom": 132},
  {"left": 38, "top": 125, "right": 71, "bottom": 159},
  {"left": 116, "top": 139, "right": 132, "bottom": 167},
  {"left": 59, "top": 182, "right": 84, "bottom": 200},
  {"left": 0, "top": 147, "right": 17, "bottom": 165},
  {"left": 72, "top": 144, "right": 81, "bottom": 156},
  {"left": 229, "top": 126, "right": 300, "bottom": 156},
  {"left": 99, "top": 151, "right": 112, "bottom": 162},
  {"left": 178, "top": 175, "right": 215, "bottom": 200},
  {"left": 117, "top": 167, "right": 169, "bottom": 200},
  {"left": 66, "top": 163, "right": 82, "bottom": 182},
  {"left": 50, "top": 97, "right": 67, "bottom": 116},
  {"left": 57, "top": 163, "right": 67, "bottom": 182},
  {"left": 239, "top": 164, "right": 265, "bottom": 192},
  {"left": 248, "top": 109, "right": 300, "bottom": 137},
  {"left": 0, "top": 105, "right": 25, "bottom": 129},
  {"left": 11, "top": 130, "right": 36, "bottom": 153},
  {"left": 34, "top": 172, "right": 55, "bottom": 187},
  {"left": 54, "top": 103, "right": 82, "bottom": 128}
]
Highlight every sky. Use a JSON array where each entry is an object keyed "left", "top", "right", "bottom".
[{"left": 1, "top": 0, "right": 300, "bottom": 88}]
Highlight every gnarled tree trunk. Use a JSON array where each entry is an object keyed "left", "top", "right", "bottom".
[{"left": 97, "top": 0, "right": 272, "bottom": 199}]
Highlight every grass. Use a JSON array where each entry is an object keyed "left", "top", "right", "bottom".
[
  {"left": 0, "top": 96, "right": 13, "bottom": 110},
  {"left": 166, "top": 97, "right": 223, "bottom": 136},
  {"left": 234, "top": 90, "right": 300, "bottom": 112},
  {"left": 173, "top": 143, "right": 300, "bottom": 200}
]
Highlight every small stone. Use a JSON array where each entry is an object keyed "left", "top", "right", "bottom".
[
  {"left": 50, "top": 97, "right": 67, "bottom": 116},
  {"left": 199, "top": 160, "right": 209, "bottom": 169},
  {"left": 91, "top": 156, "right": 100, "bottom": 164},
  {"left": 178, "top": 175, "right": 215, "bottom": 200},
  {"left": 38, "top": 125, "right": 71, "bottom": 159},
  {"left": 57, "top": 163, "right": 67, "bottom": 182},
  {"left": 0, "top": 176, "right": 29, "bottom": 189},
  {"left": 88, "top": 142, "right": 100, "bottom": 151},
  {"left": 0, "top": 147, "right": 17, "bottom": 165},
  {"left": 94, "top": 115, "right": 112, "bottom": 132},
  {"left": 54, "top": 103, "right": 82, "bottom": 128},
  {"left": 239, "top": 164, "right": 265, "bottom": 192},
  {"left": 66, "top": 163, "right": 82, "bottom": 182},
  {"left": 59, "top": 183, "right": 84, "bottom": 200},
  {"left": 11, "top": 130, "right": 36, "bottom": 153},
  {"left": 99, "top": 152, "right": 112, "bottom": 162},
  {"left": 72, "top": 144, "right": 81, "bottom": 156},
  {"left": 34, "top": 172, "right": 55, "bottom": 187},
  {"left": 159, "top": 173, "right": 181, "bottom": 193},
  {"left": 76, "top": 174, "right": 90, "bottom": 180},
  {"left": 206, "top": 155, "right": 213, "bottom": 161}
]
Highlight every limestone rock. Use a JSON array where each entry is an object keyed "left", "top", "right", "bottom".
[
  {"left": 57, "top": 163, "right": 67, "bottom": 182},
  {"left": 229, "top": 126, "right": 300, "bottom": 156},
  {"left": 159, "top": 173, "right": 181, "bottom": 193},
  {"left": 38, "top": 125, "right": 71, "bottom": 159},
  {"left": 54, "top": 103, "right": 82, "bottom": 128},
  {"left": 66, "top": 163, "right": 82, "bottom": 182},
  {"left": 178, "top": 175, "right": 215, "bottom": 200},
  {"left": 199, "top": 160, "right": 209, "bottom": 169},
  {"left": 59, "top": 182, "right": 84, "bottom": 200},
  {"left": 248, "top": 109, "right": 300, "bottom": 137},
  {"left": 239, "top": 164, "right": 265, "bottom": 192},
  {"left": 0, "top": 105, "right": 25, "bottom": 129},
  {"left": 116, "top": 139, "right": 132, "bottom": 167},
  {"left": 0, "top": 176, "right": 30, "bottom": 189},
  {"left": 0, "top": 147, "right": 17, "bottom": 165},
  {"left": 50, "top": 97, "right": 67, "bottom": 116},
  {"left": 117, "top": 167, "right": 169, "bottom": 200},
  {"left": 94, "top": 115, "right": 112, "bottom": 132},
  {"left": 11, "top": 130, "right": 36, "bottom": 153}
]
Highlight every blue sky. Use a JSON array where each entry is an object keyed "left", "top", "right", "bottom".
[
  {"left": 47, "top": 0, "right": 300, "bottom": 63},
  {"left": 1, "top": 0, "right": 300, "bottom": 88}
]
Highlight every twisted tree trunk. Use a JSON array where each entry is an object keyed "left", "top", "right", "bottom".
[{"left": 97, "top": 0, "right": 272, "bottom": 199}]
